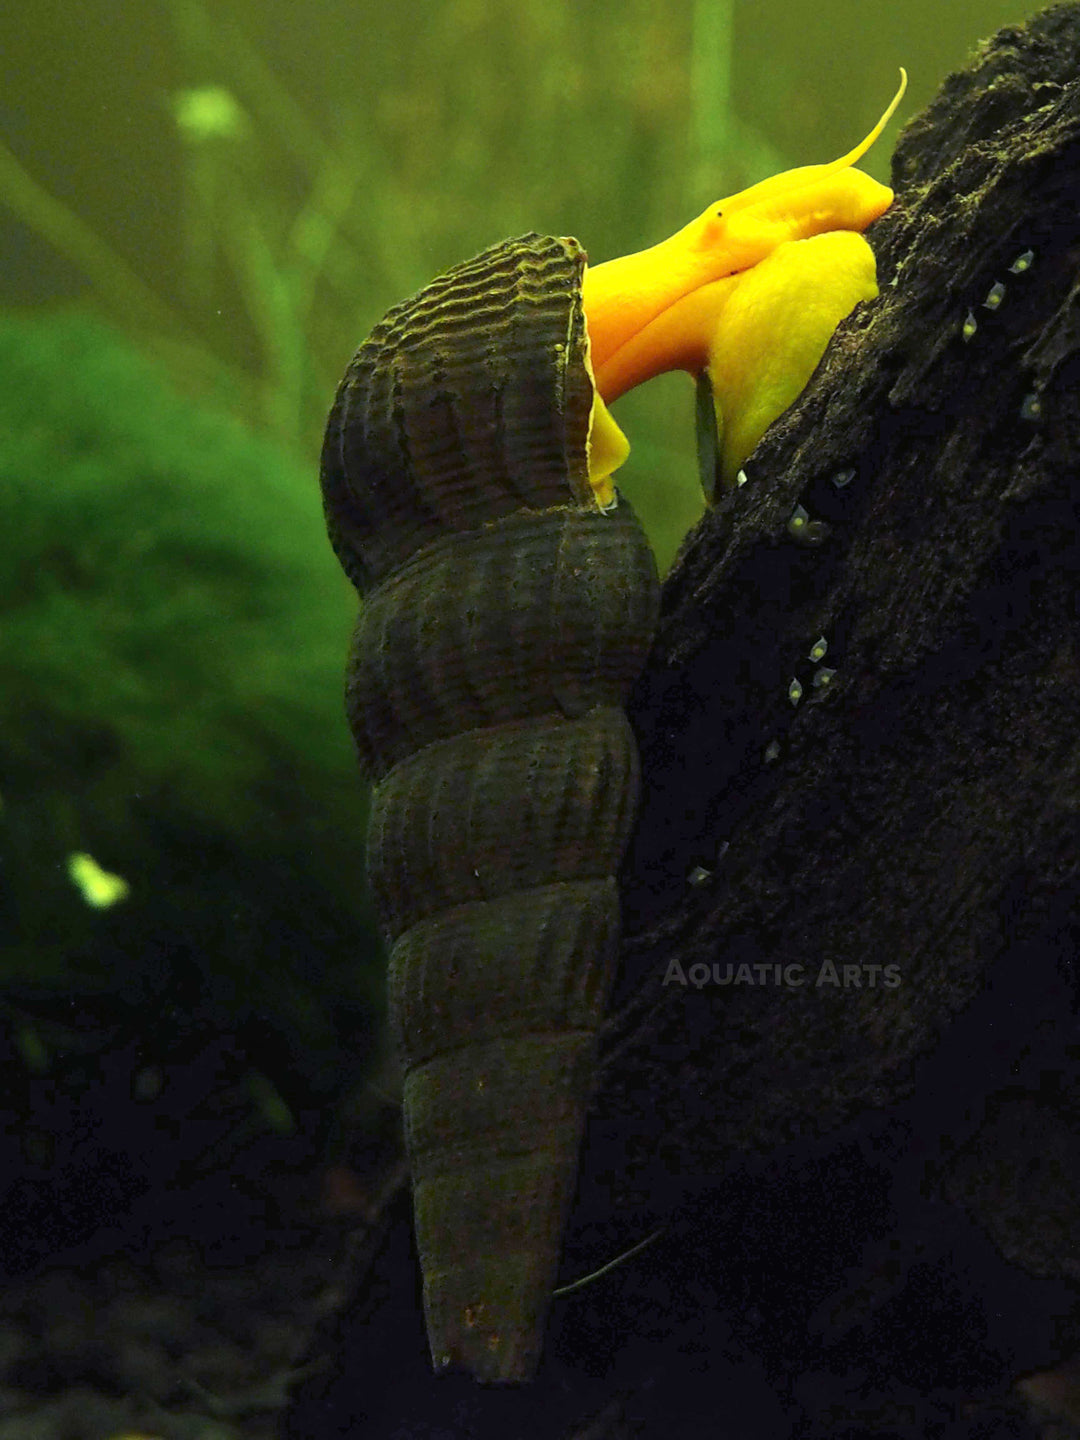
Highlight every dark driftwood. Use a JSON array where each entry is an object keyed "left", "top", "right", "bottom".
[
  {"left": 287, "top": 8, "right": 1080, "bottom": 1436},
  {"left": 607, "top": 0, "right": 1080, "bottom": 1194}
]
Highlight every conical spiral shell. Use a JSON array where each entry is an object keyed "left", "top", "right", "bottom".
[{"left": 320, "top": 234, "right": 659, "bottom": 1382}]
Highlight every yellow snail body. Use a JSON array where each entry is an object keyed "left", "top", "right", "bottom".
[
  {"left": 320, "top": 233, "right": 660, "bottom": 1383},
  {"left": 586, "top": 68, "right": 905, "bottom": 489}
]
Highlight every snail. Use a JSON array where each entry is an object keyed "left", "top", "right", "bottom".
[{"left": 319, "top": 71, "right": 905, "bottom": 1386}]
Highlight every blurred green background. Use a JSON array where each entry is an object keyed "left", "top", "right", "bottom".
[{"left": 0, "top": 0, "right": 1052, "bottom": 1168}]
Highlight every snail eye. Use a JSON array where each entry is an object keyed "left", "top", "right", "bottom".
[{"left": 697, "top": 209, "right": 727, "bottom": 249}]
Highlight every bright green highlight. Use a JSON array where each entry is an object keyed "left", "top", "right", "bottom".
[{"left": 67, "top": 851, "right": 130, "bottom": 909}]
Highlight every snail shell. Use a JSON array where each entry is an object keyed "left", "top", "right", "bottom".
[{"left": 320, "top": 233, "right": 659, "bottom": 1382}]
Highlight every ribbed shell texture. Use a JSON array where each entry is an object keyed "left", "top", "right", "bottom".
[{"left": 320, "top": 233, "right": 659, "bottom": 1382}]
